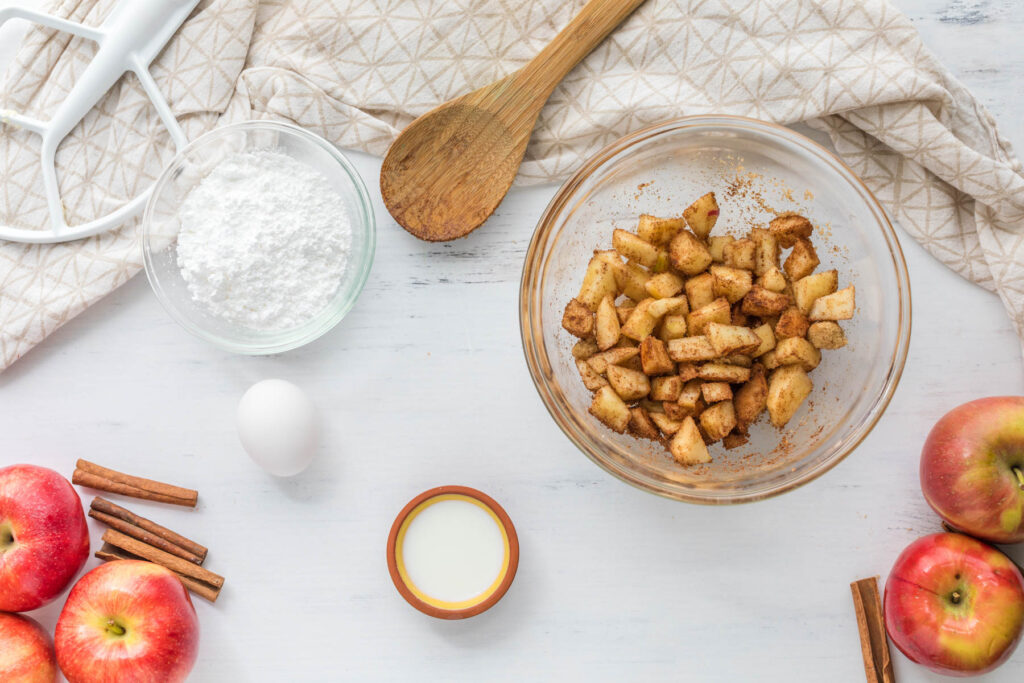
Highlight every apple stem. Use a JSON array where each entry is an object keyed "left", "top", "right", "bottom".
[
  {"left": 1014, "top": 466, "right": 1024, "bottom": 490},
  {"left": 951, "top": 590, "right": 962, "bottom": 605},
  {"left": 105, "top": 619, "right": 126, "bottom": 637}
]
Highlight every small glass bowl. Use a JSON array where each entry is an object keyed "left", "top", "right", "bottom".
[
  {"left": 142, "top": 121, "right": 375, "bottom": 354},
  {"left": 520, "top": 115, "right": 911, "bottom": 504}
]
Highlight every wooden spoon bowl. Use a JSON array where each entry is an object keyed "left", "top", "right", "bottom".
[
  {"left": 381, "top": 103, "right": 524, "bottom": 242},
  {"left": 381, "top": 0, "right": 647, "bottom": 242}
]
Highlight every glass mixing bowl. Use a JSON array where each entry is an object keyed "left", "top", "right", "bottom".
[
  {"left": 520, "top": 116, "right": 911, "bottom": 504},
  {"left": 142, "top": 121, "right": 375, "bottom": 354}
]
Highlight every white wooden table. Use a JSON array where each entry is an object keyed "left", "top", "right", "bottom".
[{"left": 2, "top": 1, "right": 1023, "bottom": 680}]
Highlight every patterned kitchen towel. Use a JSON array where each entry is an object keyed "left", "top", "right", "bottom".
[{"left": 2, "top": 0, "right": 1023, "bottom": 370}]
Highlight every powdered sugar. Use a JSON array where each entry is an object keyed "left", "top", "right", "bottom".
[{"left": 176, "top": 150, "right": 352, "bottom": 331}]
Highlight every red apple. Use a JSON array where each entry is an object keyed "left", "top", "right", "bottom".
[
  {"left": 921, "top": 396, "right": 1024, "bottom": 544},
  {"left": 884, "top": 532, "right": 1024, "bottom": 676},
  {"left": 0, "top": 612, "right": 57, "bottom": 682},
  {"left": 0, "top": 464, "right": 90, "bottom": 612},
  {"left": 56, "top": 560, "right": 199, "bottom": 683}
]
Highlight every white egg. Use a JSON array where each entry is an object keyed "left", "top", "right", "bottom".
[{"left": 236, "top": 379, "right": 317, "bottom": 477}]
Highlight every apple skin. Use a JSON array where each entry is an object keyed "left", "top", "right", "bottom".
[
  {"left": 0, "top": 612, "right": 58, "bottom": 682},
  {"left": 884, "top": 533, "right": 1024, "bottom": 676},
  {"left": 921, "top": 396, "right": 1024, "bottom": 544},
  {"left": 56, "top": 560, "right": 199, "bottom": 683},
  {"left": 0, "top": 464, "right": 90, "bottom": 612}
]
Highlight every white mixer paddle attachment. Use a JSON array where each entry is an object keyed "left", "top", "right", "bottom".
[{"left": 0, "top": 0, "right": 200, "bottom": 244}]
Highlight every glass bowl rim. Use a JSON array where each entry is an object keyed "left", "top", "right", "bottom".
[
  {"left": 519, "top": 114, "right": 912, "bottom": 505},
  {"left": 141, "top": 120, "right": 376, "bottom": 355}
]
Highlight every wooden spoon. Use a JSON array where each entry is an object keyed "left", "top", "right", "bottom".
[{"left": 380, "top": 0, "right": 648, "bottom": 242}]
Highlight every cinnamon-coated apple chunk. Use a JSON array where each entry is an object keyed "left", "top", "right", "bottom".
[
  {"left": 612, "top": 229, "right": 668, "bottom": 270},
  {"left": 769, "top": 212, "right": 813, "bottom": 248},
  {"left": 710, "top": 265, "right": 753, "bottom": 303},
  {"left": 700, "top": 401, "right": 737, "bottom": 442},
  {"left": 774, "top": 307, "right": 809, "bottom": 340},
  {"left": 684, "top": 272, "right": 715, "bottom": 309},
  {"left": 807, "top": 321, "right": 847, "bottom": 349},
  {"left": 645, "top": 271, "right": 685, "bottom": 299},
  {"left": 668, "top": 230, "right": 713, "bottom": 275},
  {"left": 586, "top": 346, "right": 639, "bottom": 375},
  {"left": 687, "top": 297, "right": 731, "bottom": 335},
  {"left": 576, "top": 359, "right": 608, "bottom": 391},
  {"left": 682, "top": 192, "right": 720, "bottom": 240},
  {"left": 572, "top": 338, "right": 600, "bottom": 360},
  {"left": 721, "top": 353, "right": 752, "bottom": 367},
  {"left": 706, "top": 322, "right": 761, "bottom": 356},
  {"left": 749, "top": 228, "right": 779, "bottom": 276},
  {"left": 607, "top": 365, "right": 651, "bottom": 401},
  {"left": 700, "top": 382, "right": 733, "bottom": 404},
  {"left": 741, "top": 286, "right": 790, "bottom": 317},
  {"left": 562, "top": 298, "right": 594, "bottom": 338},
  {"left": 647, "top": 296, "right": 688, "bottom": 318},
  {"left": 750, "top": 323, "right": 776, "bottom": 357},
  {"left": 809, "top": 285, "right": 855, "bottom": 321},
  {"left": 621, "top": 299, "right": 658, "bottom": 341},
  {"left": 640, "top": 336, "right": 675, "bottom": 376},
  {"left": 766, "top": 365, "right": 812, "bottom": 428},
  {"left": 676, "top": 379, "right": 703, "bottom": 412},
  {"left": 667, "top": 336, "right": 717, "bottom": 362},
  {"left": 663, "top": 400, "right": 697, "bottom": 422},
  {"left": 723, "top": 238, "right": 756, "bottom": 271},
  {"left": 783, "top": 238, "right": 819, "bottom": 281},
  {"left": 697, "top": 363, "right": 751, "bottom": 383},
  {"left": 615, "top": 261, "right": 651, "bottom": 302},
  {"left": 636, "top": 214, "right": 686, "bottom": 246},
  {"left": 723, "top": 433, "right": 749, "bottom": 449},
  {"left": 628, "top": 406, "right": 661, "bottom": 440},
  {"left": 650, "top": 375, "right": 683, "bottom": 402},
  {"left": 774, "top": 337, "right": 821, "bottom": 371},
  {"left": 588, "top": 386, "right": 631, "bottom": 433},
  {"left": 760, "top": 348, "right": 782, "bottom": 370},
  {"left": 595, "top": 295, "right": 620, "bottom": 350},
  {"left": 708, "top": 235, "right": 734, "bottom": 262},
  {"left": 658, "top": 315, "right": 688, "bottom": 342},
  {"left": 650, "top": 411, "right": 682, "bottom": 436},
  {"left": 577, "top": 256, "right": 618, "bottom": 310},
  {"left": 670, "top": 417, "right": 711, "bottom": 465},
  {"left": 734, "top": 364, "right": 768, "bottom": 434},
  {"left": 677, "top": 362, "right": 699, "bottom": 382},
  {"left": 758, "top": 266, "right": 787, "bottom": 293}
]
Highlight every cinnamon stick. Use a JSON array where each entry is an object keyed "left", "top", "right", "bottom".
[
  {"left": 74, "top": 459, "right": 197, "bottom": 507},
  {"left": 90, "top": 497, "right": 207, "bottom": 561},
  {"left": 95, "top": 543, "right": 220, "bottom": 603},
  {"left": 102, "top": 529, "right": 224, "bottom": 589},
  {"left": 90, "top": 510, "right": 203, "bottom": 564},
  {"left": 851, "top": 577, "right": 896, "bottom": 683}
]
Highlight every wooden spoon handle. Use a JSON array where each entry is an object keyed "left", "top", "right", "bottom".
[{"left": 516, "top": 0, "right": 648, "bottom": 98}]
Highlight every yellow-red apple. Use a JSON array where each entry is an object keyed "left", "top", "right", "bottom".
[
  {"left": 0, "top": 464, "right": 89, "bottom": 612},
  {"left": 921, "top": 397, "right": 1024, "bottom": 544},
  {"left": 0, "top": 612, "right": 57, "bottom": 682},
  {"left": 884, "top": 533, "right": 1024, "bottom": 676},
  {"left": 56, "top": 560, "right": 199, "bottom": 683}
]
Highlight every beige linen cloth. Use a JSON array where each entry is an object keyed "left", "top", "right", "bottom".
[{"left": 2, "top": 0, "right": 1023, "bottom": 370}]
